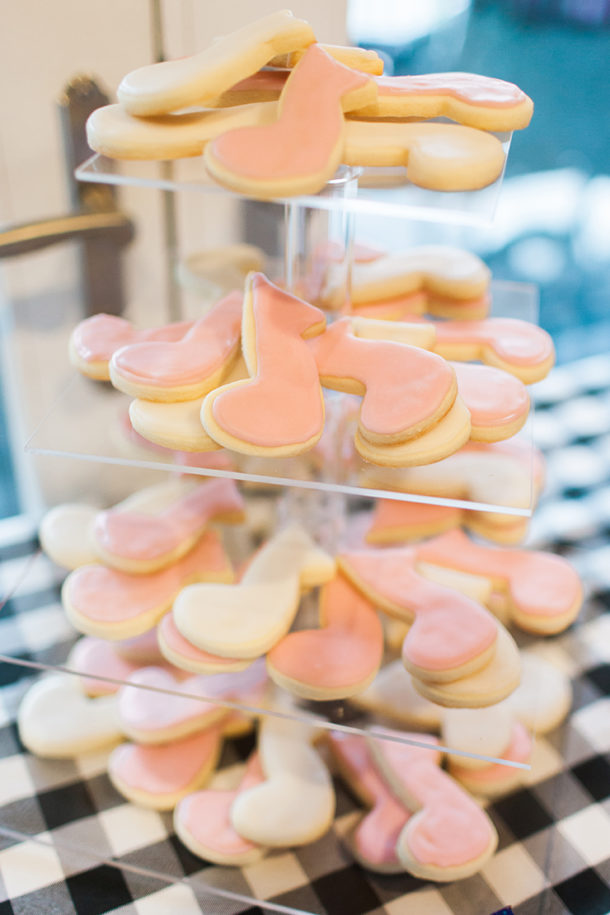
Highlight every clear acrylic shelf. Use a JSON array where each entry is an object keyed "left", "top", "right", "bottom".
[
  {"left": 76, "top": 127, "right": 512, "bottom": 228},
  {"left": 24, "top": 280, "right": 538, "bottom": 517}
]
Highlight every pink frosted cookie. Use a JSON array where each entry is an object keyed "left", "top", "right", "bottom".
[
  {"left": 351, "top": 289, "right": 491, "bottom": 322},
  {"left": 174, "top": 752, "right": 267, "bottom": 865},
  {"left": 113, "top": 628, "right": 166, "bottom": 665},
  {"left": 448, "top": 720, "right": 532, "bottom": 797},
  {"left": 67, "top": 637, "right": 142, "bottom": 697},
  {"left": 62, "top": 529, "right": 233, "bottom": 641},
  {"left": 327, "top": 731, "right": 411, "bottom": 873},
  {"left": 108, "top": 726, "right": 224, "bottom": 810},
  {"left": 415, "top": 529, "right": 583, "bottom": 634},
  {"left": 91, "top": 478, "right": 245, "bottom": 574},
  {"left": 204, "top": 44, "right": 376, "bottom": 199},
  {"left": 69, "top": 314, "right": 192, "bottom": 381},
  {"left": 354, "top": 71, "right": 533, "bottom": 131},
  {"left": 337, "top": 547, "right": 498, "bottom": 684},
  {"left": 117, "top": 660, "right": 267, "bottom": 744},
  {"left": 202, "top": 274, "right": 327, "bottom": 457},
  {"left": 266, "top": 573, "right": 384, "bottom": 700},
  {"left": 109, "top": 290, "right": 243, "bottom": 402},
  {"left": 369, "top": 730, "right": 497, "bottom": 881},
  {"left": 310, "top": 318, "right": 458, "bottom": 446},
  {"left": 452, "top": 362, "right": 530, "bottom": 442}
]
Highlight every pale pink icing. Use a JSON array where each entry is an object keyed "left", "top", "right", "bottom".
[
  {"left": 118, "top": 659, "right": 267, "bottom": 735},
  {"left": 177, "top": 753, "right": 264, "bottom": 859},
  {"left": 72, "top": 314, "right": 193, "bottom": 364},
  {"left": 111, "top": 291, "right": 242, "bottom": 387},
  {"left": 328, "top": 732, "right": 409, "bottom": 868},
  {"left": 349, "top": 291, "right": 491, "bottom": 319},
  {"left": 374, "top": 732, "right": 494, "bottom": 868},
  {"left": 374, "top": 72, "right": 527, "bottom": 108},
  {"left": 115, "top": 628, "right": 165, "bottom": 664},
  {"left": 266, "top": 574, "right": 383, "bottom": 689},
  {"left": 339, "top": 548, "right": 497, "bottom": 673},
  {"left": 453, "top": 362, "right": 529, "bottom": 429},
  {"left": 416, "top": 530, "right": 581, "bottom": 621},
  {"left": 211, "top": 274, "right": 325, "bottom": 447},
  {"left": 66, "top": 530, "right": 231, "bottom": 624},
  {"left": 226, "top": 68, "right": 289, "bottom": 96},
  {"left": 310, "top": 319, "right": 455, "bottom": 438},
  {"left": 110, "top": 727, "right": 222, "bottom": 794},
  {"left": 452, "top": 722, "right": 532, "bottom": 785},
  {"left": 208, "top": 44, "right": 371, "bottom": 181},
  {"left": 158, "top": 612, "right": 246, "bottom": 668},
  {"left": 434, "top": 318, "right": 554, "bottom": 368},
  {"left": 92, "top": 479, "right": 244, "bottom": 562},
  {"left": 70, "top": 637, "right": 139, "bottom": 695},
  {"left": 368, "top": 501, "right": 462, "bottom": 540},
  {"left": 175, "top": 451, "right": 235, "bottom": 472}
]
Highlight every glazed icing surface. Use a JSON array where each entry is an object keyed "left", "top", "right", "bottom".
[
  {"left": 111, "top": 291, "right": 242, "bottom": 387},
  {"left": 71, "top": 314, "right": 192, "bottom": 364},
  {"left": 339, "top": 549, "right": 497, "bottom": 673},
  {"left": 111, "top": 727, "right": 222, "bottom": 793},
  {"left": 374, "top": 72, "right": 527, "bottom": 107}
]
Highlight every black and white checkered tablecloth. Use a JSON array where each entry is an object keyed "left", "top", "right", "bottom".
[{"left": 0, "top": 354, "right": 609, "bottom": 915}]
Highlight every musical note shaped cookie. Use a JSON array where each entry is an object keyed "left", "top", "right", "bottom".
[
  {"left": 338, "top": 547, "right": 498, "bottom": 684},
  {"left": 326, "top": 731, "right": 411, "bottom": 873},
  {"left": 174, "top": 752, "right": 267, "bottom": 865},
  {"left": 202, "top": 274, "right": 326, "bottom": 457},
  {"left": 230, "top": 716, "right": 335, "bottom": 847},
  {"left": 310, "top": 318, "right": 457, "bottom": 445},
  {"left": 369, "top": 730, "right": 498, "bottom": 881},
  {"left": 343, "top": 119, "right": 506, "bottom": 191},
  {"left": 204, "top": 44, "right": 376, "bottom": 199},
  {"left": 108, "top": 727, "right": 224, "bottom": 811},
  {"left": 356, "top": 72, "right": 534, "bottom": 131},
  {"left": 67, "top": 637, "right": 142, "bottom": 697},
  {"left": 39, "top": 502, "right": 99, "bottom": 570},
  {"left": 91, "top": 478, "right": 245, "bottom": 574},
  {"left": 18, "top": 673, "right": 122, "bottom": 759},
  {"left": 157, "top": 609, "right": 253, "bottom": 676},
  {"left": 415, "top": 529, "right": 583, "bottom": 634},
  {"left": 109, "top": 290, "right": 243, "bottom": 402},
  {"left": 62, "top": 529, "right": 233, "bottom": 641},
  {"left": 69, "top": 314, "right": 192, "bottom": 380},
  {"left": 173, "top": 525, "right": 335, "bottom": 659},
  {"left": 266, "top": 573, "right": 383, "bottom": 700},
  {"left": 117, "top": 660, "right": 267, "bottom": 744},
  {"left": 86, "top": 101, "right": 277, "bottom": 161},
  {"left": 117, "top": 10, "right": 315, "bottom": 115}
]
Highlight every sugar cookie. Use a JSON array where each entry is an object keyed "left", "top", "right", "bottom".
[
  {"left": 230, "top": 716, "right": 334, "bottom": 847},
  {"left": 326, "top": 731, "right": 410, "bottom": 873},
  {"left": 39, "top": 503, "right": 99, "bottom": 570},
  {"left": 351, "top": 290, "right": 491, "bottom": 322},
  {"left": 354, "top": 72, "right": 533, "bottom": 131},
  {"left": 310, "top": 318, "right": 457, "bottom": 445},
  {"left": 109, "top": 291, "right": 243, "bottom": 402},
  {"left": 177, "top": 244, "right": 266, "bottom": 300},
  {"left": 266, "top": 573, "right": 383, "bottom": 700},
  {"left": 269, "top": 44, "right": 384, "bottom": 74},
  {"left": 416, "top": 529, "right": 583, "bottom": 634},
  {"left": 157, "top": 612, "right": 252, "bottom": 675},
  {"left": 204, "top": 44, "right": 376, "bottom": 199},
  {"left": 174, "top": 753, "right": 267, "bottom": 865},
  {"left": 338, "top": 547, "right": 498, "bottom": 683},
  {"left": 173, "top": 525, "right": 335, "bottom": 659},
  {"left": 108, "top": 727, "right": 224, "bottom": 810},
  {"left": 353, "top": 395, "right": 471, "bottom": 467},
  {"left": 369, "top": 730, "right": 497, "bottom": 881},
  {"left": 452, "top": 362, "right": 530, "bottom": 442},
  {"left": 117, "top": 660, "right": 267, "bottom": 744},
  {"left": 412, "top": 623, "right": 521, "bottom": 708},
  {"left": 351, "top": 660, "right": 442, "bottom": 731},
  {"left": 86, "top": 101, "right": 277, "bottom": 160},
  {"left": 69, "top": 314, "right": 193, "bottom": 380},
  {"left": 114, "top": 628, "right": 165, "bottom": 665},
  {"left": 62, "top": 530, "right": 233, "bottom": 641},
  {"left": 202, "top": 274, "right": 326, "bottom": 457},
  {"left": 349, "top": 246, "right": 490, "bottom": 307},
  {"left": 343, "top": 119, "right": 506, "bottom": 191},
  {"left": 91, "top": 478, "right": 245, "bottom": 574},
  {"left": 448, "top": 722, "right": 531, "bottom": 797},
  {"left": 117, "top": 10, "right": 315, "bottom": 115},
  {"left": 18, "top": 673, "right": 122, "bottom": 759},
  {"left": 128, "top": 358, "right": 248, "bottom": 453}
]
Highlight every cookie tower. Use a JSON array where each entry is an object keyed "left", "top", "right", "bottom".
[{"left": 14, "top": 8, "right": 582, "bottom": 910}]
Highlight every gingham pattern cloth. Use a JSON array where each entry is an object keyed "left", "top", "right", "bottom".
[{"left": 0, "top": 355, "right": 609, "bottom": 915}]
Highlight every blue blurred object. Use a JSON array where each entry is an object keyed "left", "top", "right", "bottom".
[{"left": 506, "top": 0, "right": 610, "bottom": 26}]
